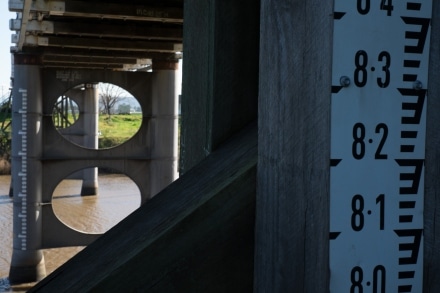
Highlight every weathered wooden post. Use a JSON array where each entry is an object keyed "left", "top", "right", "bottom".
[
  {"left": 179, "top": 0, "right": 259, "bottom": 174},
  {"left": 256, "top": 0, "right": 439, "bottom": 292},
  {"left": 424, "top": 1, "right": 440, "bottom": 292},
  {"left": 256, "top": 1, "right": 333, "bottom": 291}
]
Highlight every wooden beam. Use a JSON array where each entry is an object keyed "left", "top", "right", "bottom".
[
  {"left": 255, "top": 0, "right": 333, "bottom": 291},
  {"left": 179, "top": 0, "right": 259, "bottom": 173},
  {"left": 28, "top": 122, "right": 257, "bottom": 292},
  {"left": 424, "top": 1, "right": 440, "bottom": 291}
]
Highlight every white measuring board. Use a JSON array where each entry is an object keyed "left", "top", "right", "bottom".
[{"left": 330, "top": 1, "right": 431, "bottom": 292}]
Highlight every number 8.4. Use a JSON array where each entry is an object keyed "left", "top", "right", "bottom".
[{"left": 357, "top": 0, "right": 394, "bottom": 16}]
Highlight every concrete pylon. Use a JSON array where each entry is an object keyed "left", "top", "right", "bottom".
[
  {"left": 150, "top": 61, "right": 180, "bottom": 196},
  {"left": 9, "top": 56, "right": 46, "bottom": 284},
  {"left": 80, "top": 83, "right": 99, "bottom": 196},
  {"left": 55, "top": 84, "right": 99, "bottom": 195}
]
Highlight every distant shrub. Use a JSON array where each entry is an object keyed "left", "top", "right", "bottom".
[{"left": 98, "top": 137, "right": 127, "bottom": 149}]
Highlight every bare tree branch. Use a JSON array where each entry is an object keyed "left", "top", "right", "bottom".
[{"left": 99, "top": 83, "right": 129, "bottom": 116}]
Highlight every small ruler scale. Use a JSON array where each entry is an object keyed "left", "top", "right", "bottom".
[
  {"left": 17, "top": 88, "right": 28, "bottom": 251},
  {"left": 330, "top": 1, "right": 432, "bottom": 292}
]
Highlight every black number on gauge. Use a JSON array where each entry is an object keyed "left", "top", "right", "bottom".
[
  {"left": 357, "top": 0, "right": 394, "bottom": 16},
  {"left": 350, "top": 266, "right": 386, "bottom": 293},
  {"left": 352, "top": 123, "right": 388, "bottom": 160},
  {"left": 354, "top": 50, "right": 391, "bottom": 88}
]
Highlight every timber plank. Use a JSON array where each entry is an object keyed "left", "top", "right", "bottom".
[
  {"left": 256, "top": 0, "right": 333, "bottom": 292},
  {"left": 424, "top": 1, "right": 440, "bottom": 291},
  {"left": 179, "top": 0, "right": 259, "bottom": 174}
]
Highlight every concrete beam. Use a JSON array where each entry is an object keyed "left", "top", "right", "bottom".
[
  {"left": 39, "top": 56, "right": 151, "bottom": 70},
  {"left": 9, "top": 0, "right": 183, "bottom": 22},
  {"left": 13, "top": 47, "right": 179, "bottom": 62},
  {"left": 10, "top": 19, "right": 183, "bottom": 41},
  {"left": 41, "top": 62, "right": 124, "bottom": 70},
  {"left": 42, "top": 55, "right": 139, "bottom": 65},
  {"left": 11, "top": 35, "right": 182, "bottom": 53},
  {"left": 14, "top": 0, "right": 32, "bottom": 51}
]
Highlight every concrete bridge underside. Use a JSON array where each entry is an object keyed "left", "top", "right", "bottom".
[{"left": 8, "top": 0, "right": 183, "bottom": 284}]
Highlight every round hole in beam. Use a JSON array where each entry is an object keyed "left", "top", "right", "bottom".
[
  {"left": 52, "top": 94, "right": 80, "bottom": 129},
  {"left": 52, "top": 82, "right": 142, "bottom": 149},
  {"left": 51, "top": 167, "right": 141, "bottom": 234}
]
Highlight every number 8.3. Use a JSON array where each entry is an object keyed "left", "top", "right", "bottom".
[{"left": 354, "top": 50, "right": 391, "bottom": 88}]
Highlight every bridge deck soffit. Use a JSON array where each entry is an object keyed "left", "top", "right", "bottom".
[{"left": 9, "top": 0, "right": 183, "bottom": 70}]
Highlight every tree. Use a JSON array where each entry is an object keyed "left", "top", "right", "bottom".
[
  {"left": 118, "top": 103, "right": 131, "bottom": 114},
  {"left": 99, "top": 83, "right": 128, "bottom": 117}
]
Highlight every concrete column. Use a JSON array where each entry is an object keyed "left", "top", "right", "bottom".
[
  {"left": 150, "top": 61, "right": 180, "bottom": 196},
  {"left": 57, "top": 84, "right": 99, "bottom": 195},
  {"left": 81, "top": 83, "right": 99, "bottom": 196},
  {"left": 9, "top": 56, "right": 46, "bottom": 284}
]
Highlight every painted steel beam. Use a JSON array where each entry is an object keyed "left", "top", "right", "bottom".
[{"left": 9, "top": 0, "right": 183, "bottom": 22}]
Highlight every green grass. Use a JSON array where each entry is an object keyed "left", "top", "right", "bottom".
[{"left": 99, "top": 114, "right": 142, "bottom": 148}]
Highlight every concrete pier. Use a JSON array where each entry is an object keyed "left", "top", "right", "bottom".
[
  {"left": 9, "top": 57, "right": 46, "bottom": 284},
  {"left": 80, "top": 83, "right": 99, "bottom": 196},
  {"left": 55, "top": 84, "right": 100, "bottom": 195},
  {"left": 150, "top": 61, "right": 180, "bottom": 196}
]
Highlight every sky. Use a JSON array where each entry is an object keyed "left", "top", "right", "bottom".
[{"left": 0, "top": 2, "right": 15, "bottom": 97}]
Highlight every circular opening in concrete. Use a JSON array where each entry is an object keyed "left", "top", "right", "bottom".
[
  {"left": 97, "top": 82, "right": 142, "bottom": 149},
  {"left": 52, "top": 95, "right": 80, "bottom": 129},
  {"left": 52, "top": 82, "right": 142, "bottom": 149},
  {"left": 51, "top": 167, "right": 141, "bottom": 234}
]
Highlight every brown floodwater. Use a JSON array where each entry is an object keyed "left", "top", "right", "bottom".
[{"left": 0, "top": 174, "right": 141, "bottom": 292}]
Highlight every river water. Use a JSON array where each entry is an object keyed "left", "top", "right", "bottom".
[{"left": 0, "top": 174, "right": 141, "bottom": 292}]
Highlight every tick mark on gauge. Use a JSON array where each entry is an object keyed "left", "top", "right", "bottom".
[{"left": 371, "top": 67, "right": 375, "bottom": 72}]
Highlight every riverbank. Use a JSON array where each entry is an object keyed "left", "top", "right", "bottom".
[{"left": 0, "top": 159, "right": 10, "bottom": 175}]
